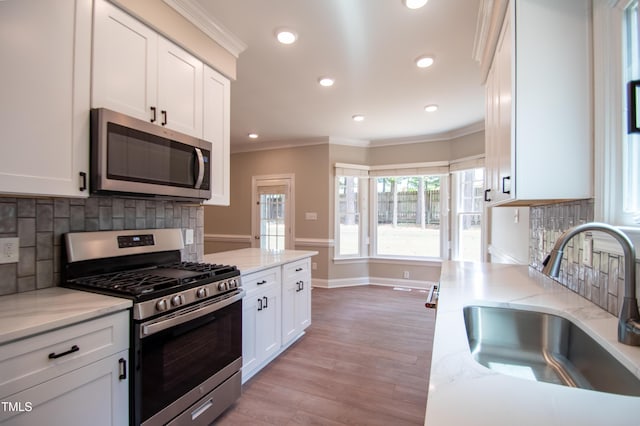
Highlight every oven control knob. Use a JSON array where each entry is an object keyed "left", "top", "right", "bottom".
[
  {"left": 218, "top": 282, "right": 227, "bottom": 291},
  {"left": 156, "top": 299, "right": 168, "bottom": 312},
  {"left": 196, "top": 287, "right": 208, "bottom": 299},
  {"left": 171, "top": 295, "right": 184, "bottom": 307},
  {"left": 229, "top": 279, "right": 237, "bottom": 289}
]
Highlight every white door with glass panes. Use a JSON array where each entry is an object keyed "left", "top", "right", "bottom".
[{"left": 252, "top": 176, "right": 294, "bottom": 251}]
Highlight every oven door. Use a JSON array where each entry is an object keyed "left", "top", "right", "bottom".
[{"left": 133, "top": 290, "right": 243, "bottom": 426}]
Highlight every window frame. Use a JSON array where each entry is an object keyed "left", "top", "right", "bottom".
[
  {"left": 334, "top": 164, "right": 370, "bottom": 260},
  {"left": 370, "top": 173, "right": 449, "bottom": 261},
  {"left": 593, "top": 0, "right": 640, "bottom": 254}
]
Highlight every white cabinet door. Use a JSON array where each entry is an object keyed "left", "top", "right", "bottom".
[
  {"left": 93, "top": 0, "right": 204, "bottom": 138},
  {"left": 0, "top": 0, "right": 91, "bottom": 198},
  {"left": 241, "top": 295, "right": 259, "bottom": 377},
  {"left": 157, "top": 38, "right": 203, "bottom": 138},
  {"left": 482, "top": 0, "right": 591, "bottom": 205},
  {"left": 281, "top": 259, "right": 312, "bottom": 347},
  {"left": 295, "top": 278, "right": 311, "bottom": 332},
  {"left": 1, "top": 351, "right": 129, "bottom": 426},
  {"left": 256, "top": 285, "right": 281, "bottom": 363},
  {"left": 203, "top": 66, "right": 231, "bottom": 206},
  {"left": 92, "top": 0, "right": 157, "bottom": 123},
  {"left": 281, "top": 278, "right": 298, "bottom": 345}
]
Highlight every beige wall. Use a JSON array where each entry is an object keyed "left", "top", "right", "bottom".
[
  {"left": 204, "top": 143, "right": 330, "bottom": 277},
  {"left": 111, "top": 0, "right": 237, "bottom": 79},
  {"left": 205, "top": 131, "right": 485, "bottom": 287}
]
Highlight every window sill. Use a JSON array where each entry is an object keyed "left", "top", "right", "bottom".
[{"left": 333, "top": 256, "right": 443, "bottom": 266}]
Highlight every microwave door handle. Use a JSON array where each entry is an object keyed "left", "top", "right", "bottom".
[{"left": 194, "top": 147, "right": 205, "bottom": 189}]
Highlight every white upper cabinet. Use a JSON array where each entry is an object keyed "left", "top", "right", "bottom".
[
  {"left": 203, "top": 66, "right": 231, "bottom": 206},
  {"left": 481, "top": 0, "right": 593, "bottom": 205},
  {"left": 92, "top": 0, "right": 203, "bottom": 139},
  {"left": 0, "top": 0, "right": 91, "bottom": 198},
  {"left": 92, "top": 0, "right": 157, "bottom": 122}
]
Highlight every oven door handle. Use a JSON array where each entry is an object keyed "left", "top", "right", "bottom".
[{"left": 140, "top": 289, "right": 245, "bottom": 338}]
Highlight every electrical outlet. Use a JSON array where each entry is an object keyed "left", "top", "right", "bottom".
[
  {"left": 403, "top": 271, "right": 410, "bottom": 279},
  {"left": 184, "top": 229, "right": 194, "bottom": 245},
  {"left": 0, "top": 238, "right": 19, "bottom": 264},
  {"left": 312, "top": 262, "right": 317, "bottom": 270}
]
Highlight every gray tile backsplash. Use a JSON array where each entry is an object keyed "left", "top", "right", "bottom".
[
  {"left": 0, "top": 196, "right": 204, "bottom": 296},
  {"left": 529, "top": 199, "right": 637, "bottom": 316}
]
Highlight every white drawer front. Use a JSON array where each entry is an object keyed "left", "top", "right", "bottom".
[
  {"left": 242, "top": 267, "right": 281, "bottom": 293},
  {"left": 0, "top": 310, "right": 129, "bottom": 399},
  {"left": 283, "top": 258, "right": 311, "bottom": 281}
]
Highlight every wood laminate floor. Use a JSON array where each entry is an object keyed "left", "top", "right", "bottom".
[{"left": 215, "top": 285, "right": 436, "bottom": 425}]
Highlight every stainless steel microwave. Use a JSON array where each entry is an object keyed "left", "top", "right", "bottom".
[{"left": 90, "top": 108, "right": 211, "bottom": 201}]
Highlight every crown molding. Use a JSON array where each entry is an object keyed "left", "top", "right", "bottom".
[
  {"left": 163, "top": 0, "right": 247, "bottom": 57},
  {"left": 231, "top": 136, "right": 330, "bottom": 154},
  {"left": 472, "top": 0, "right": 509, "bottom": 84},
  {"left": 231, "top": 120, "right": 485, "bottom": 153},
  {"left": 369, "top": 120, "right": 485, "bottom": 147}
]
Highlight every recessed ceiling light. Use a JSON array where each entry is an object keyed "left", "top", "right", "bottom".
[
  {"left": 415, "top": 55, "right": 434, "bottom": 68},
  {"left": 318, "top": 77, "right": 335, "bottom": 87},
  {"left": 424, "top": 104, "right": 438, "bottom": 112},
  {"left": 352, "top": 114, "right": 365, "bottom": 122},
  {"left": 275, "top": 29, "right": 297, "bottom": 45},
  {"left": 248, "top": 133, "right": 259, "bottom": 139},
  {"left": 403, "top": 0, "right": 428, "bottom": 10}
]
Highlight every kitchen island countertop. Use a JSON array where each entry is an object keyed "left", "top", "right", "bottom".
[
  {"left": 203, "top": 248, "right": 318, "bottom": 275},
  {"left": 426, "top": 261, "right": 640, "bottom": 426}
]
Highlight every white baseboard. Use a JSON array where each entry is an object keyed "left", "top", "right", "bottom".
[{"left": 312, "top": 276, "right": 434, "bottom": 290}]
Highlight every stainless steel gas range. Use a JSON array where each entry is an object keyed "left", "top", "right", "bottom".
[{"left": 62, "top": 228, "right": 243, "bottom": 426}]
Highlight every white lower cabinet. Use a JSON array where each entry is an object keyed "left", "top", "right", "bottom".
[
  {"left": 0, "top": 311, "right": 130, "bottom": 425},
  {"left": 282, "top": 259, "right": 312, "bottom": 346},
  {"left": 241, "top": 267, "right": 282, "bottom": 382},
  {"left": 1, "top": 350, "right": 129, "bottom": 426},
  {"left": 241, "top": 258, "right": 313, "bottom": 383}
]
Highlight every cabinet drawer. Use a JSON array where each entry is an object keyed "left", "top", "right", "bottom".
[
  {"left": 242, "top": 267, "right": 281, "bottom": 293},
  {"left": 283, "top": 258, "right": 311, "bottom": 281},
  {"left": 0, "top": 310, "right": 129, "bottom": 399}
]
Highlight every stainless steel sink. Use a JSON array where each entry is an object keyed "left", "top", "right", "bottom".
[{"left": 463, "top": 305, "right": 640, "bottom": 396}]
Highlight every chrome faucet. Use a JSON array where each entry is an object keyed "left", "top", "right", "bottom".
[{"left": 542, "top": 222, "right": 640, "bottom": 346}]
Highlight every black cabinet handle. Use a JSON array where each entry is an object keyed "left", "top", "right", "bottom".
[
  {"left": 484, "top": 189, "right": 491, "bottom": 202},
  {"left": 257, "top": 280, "right": 267, "bottom": 286},
  {"left": 79, "top": 172, "right": 87, "bottom": 191},
  {"left": 48, "top": 345, "right": 79, "bottom": 359},
  {"left": 257, "top": 298, "right": 263, "bottom": 311},
  {"left": 502, "top": 176, "right": 511, "bottom": 194},
  {"left": 150, "top": 106, "right": 157, "bottom": 123},
  {"left": 295, "top": 268, "right": 303, "bottom": 272},
  {"left": 118, "top": 358, "right": 127, "bottom": 380},
  {"left": 161, "top": 110, "right": 167, "bottom": 126},
  {"left": 263, "top": 296, "right": 268, "bottom": 309}
]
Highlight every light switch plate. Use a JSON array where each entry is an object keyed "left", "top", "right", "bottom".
[{"left": 0, "top": 238, "right": 19, "bottom": 264}]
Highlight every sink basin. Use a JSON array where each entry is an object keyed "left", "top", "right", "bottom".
[{"left": 463, "top": 305, "right": 640, "bottom": 396}]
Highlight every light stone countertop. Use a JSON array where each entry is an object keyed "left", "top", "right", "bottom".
[
  {"left": 0, "top": 287, "right": 131, "bottom": 344},
  {"left": 203, "top": 248, "right": 318, "bottom": 275},
  {"left": 425, "top": 261, "right": 640, "bottom": 426}
]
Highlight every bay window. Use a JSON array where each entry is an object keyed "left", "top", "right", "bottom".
[{"left": 372, "top": 175, "right": 447, "bottom": 258}]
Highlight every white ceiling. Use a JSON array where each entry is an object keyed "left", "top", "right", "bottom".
[{"left": 192, "top": 0, "right": 485, "bottom": 149}]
